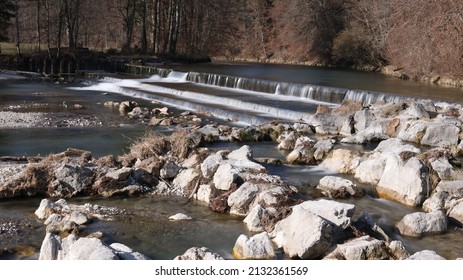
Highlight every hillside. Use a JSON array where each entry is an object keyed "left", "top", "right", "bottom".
[{"left": 1, "top": 0, "right": 462, "bottom": 85}]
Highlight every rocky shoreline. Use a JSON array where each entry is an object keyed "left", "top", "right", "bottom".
[{"left": 1, "top": 92, "right": 463, "bottom": 260}]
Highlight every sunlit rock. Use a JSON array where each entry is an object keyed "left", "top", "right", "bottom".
[
  {"left": 232, "top": 232, "right": 276, "bottom": 260},
  {"left": 200, "top": 153, "right": 223, "bottom": 178},
  {"left": 377, "top": 154, "right": 430, "bottom": 206},
  {"left": 323, "top": 236, "right": 390, "bottom": 260},
  {"left": 174, "top": 247, "right": 224, "bottom": 260},
  {"left": 271, "top": 204, "right": 332, "bottom": 259},
  {"left": 213, "top": 163, "right": 240, "bottom": 191},
  {"left": 317, "top": 176, "right": 364, "bottom": 198},
  {"left": 407, "top": 250, "right": 446, "bottom": 260},
  {"left": 396, "top": 211, "right": 447, "bottom": 237}
]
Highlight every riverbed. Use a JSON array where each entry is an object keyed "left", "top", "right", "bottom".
[{"left": 1, "top": 62, "right": 463, "bottom": 260}]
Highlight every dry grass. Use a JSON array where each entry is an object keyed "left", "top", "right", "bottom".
[
  {"left": 125, "top": 129, "right": 196, "bottom": 161},
  {"left": 0, "top": 163, "right": 54, "bottom": 198},
  {"left": 127, "top": 131, "right": 169, "bottom": 160},
  {"left": 169, "top": 129, "right": 193, "bottom": 159}
]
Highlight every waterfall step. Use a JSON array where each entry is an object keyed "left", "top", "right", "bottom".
[{"left": 116, "top": 80, "right": 322, "bottom": 125}]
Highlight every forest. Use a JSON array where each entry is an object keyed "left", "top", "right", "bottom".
[{"left": 1, "top": 0, "right": 463, "bottom": 79}]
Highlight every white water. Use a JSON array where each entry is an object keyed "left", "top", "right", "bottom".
[
  {"left": 72, "top": 76, "right": 331, "bottom": 125},
  {"left": 72, "top": 65, "right": 442, "bottom": 126},
  {"left": 121, "top": 65, "right": 444, "bottom": 107}
]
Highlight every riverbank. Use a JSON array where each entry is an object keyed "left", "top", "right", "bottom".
[{"left": 212, "top": 56, "right": 463, "bottom": 90}]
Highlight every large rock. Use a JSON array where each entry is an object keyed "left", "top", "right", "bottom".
[
  {"left": 253, "top": 186, "right": 289, "bottom": 208},
  {"left": 312, "top": 113, "right": 342, "bottom": 134},
  {"left": 200, "top": 153, "right": 223, "bottom": 178},
  {"left": 110, "top": 243, "right": 150, "bottom": 260},
  {"left": 38, "top": 232, "right": 62, "bottom": 260},
  {"left": 35, "top": 199, "right": 56, "bottom": 220},
  {"left": 227, "top": 182, "right": 260, "bottom": 216},
  {"left": 160, "top": 161, "right": 180, "bottom": 179},
  {"left": 243, "top": 205, "right": 276, "bottom": 232},
  {"left": 172, "top": 168, "right": 200, "bottom": 196},
  {"left": 388, "top": 240, "right": 410, "bottom": 260},
  {"left": 354, "top": 138, "right": 421, "bottom": 186},
  {"left": 232, "top": 232, "right": 276, "bottom": 260},
  {"left": 317, "top": 176, "right": 364, "bottom": 198},
  {"left": 430, "top": 157, "right": 454, "bottom": 180},
  {"left": 52, "top": 164, "right": 94, "bottom": 197},
  {"left": 271, "top": 204, "right": 333, "bottom": 259},
  {"left": 174, "top": 247, "right": 225, "bottom": 260},
  {"left": 354, "top": 157, "right": 386, "bottom": 185},
  {"left": 396, "top": 211, "right": 447, "bottom": 237},
  {"left": 233, "top": 159, "right": 266, "bottom": 174},
  {"left": 277, "top": 132, "right": 296, "bottom": 150},
  {"left": 354, "top": 109, "right": 378, "bottom": 132},
  {"left": 449, "top": 201, "right": 463, "bottom": 226},
  {"left": 105, "top": 167, "right": 132, "bottom": 181},
  {"left": 228, "top": 145, "right": 252, "bottom": 160},
  {"left": 397, "top": 120, "right": 428, "bottom": 144},
  {"left": 39, "top": 233, "right": 124, "bottom": 260},
  {"left": 374, "top": 138, "right": 421, "bottom": 154},
  {"left": 213, "top": 164, "right": 240, "bottom": 191},
  {"left": 407, "top": 250, "right": 446, "bottom": 260},
  {"left": 66, "top": 237, "right": 119, "bottom": 260},
  {"left": 423, "top": 180, "right": 463, "bottom": 213},
  {"left": 313, "top": 139, "right": 335, "bottom": 161},
  {"left": 434, "top": 180, "right": 463, "bottom": 197},
  {"left": 194, "top": 184, "right": 212, "bottom": 204},
  {"left": 421, "top": 123, "right": 460, "bottom": 148},
  {"left": 298, "top": 199, "right": 356, "bottom": 230},
  {"left": 321, "top": 149, "right": 361, "bottom": 174},
  {"left": 377, "top": 154, "right": 430, "bottom": 206},
  {"left": 323, "top": 236, "right": 390, "bottom": 260},
  {"left": 401, "top": 101, "right": 430, "bottom": 119}
]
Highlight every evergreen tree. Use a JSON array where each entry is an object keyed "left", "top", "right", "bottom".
[{"left": 0, "top": 0, "right": 16, "bottom": 41}]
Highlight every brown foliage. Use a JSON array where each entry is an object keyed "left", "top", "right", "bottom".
[
  {"left": 126, "top": 131, "right": 169, "bottom": 160},
  {"left": 385, "top": 0, "right": 463, "bottom": 77},
  {"left": 209, "top": 184, "right": 238, "bottom": 213},
  {"left": 124, "top": 129, "right": 199, "bottom": 162},
  {"left": 0, "top": 163, "right": 54, "bottom": 198},
  {"left": 6, "top": 0, "right": 462, "bottom": 78}
]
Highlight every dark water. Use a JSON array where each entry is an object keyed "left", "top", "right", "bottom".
[{"left": 1, "top": 63, "right": 463, "bottom": 260}]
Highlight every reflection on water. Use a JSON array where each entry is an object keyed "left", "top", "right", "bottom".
[
  {"left": 70, "top": 196, "right": 249, "bottom": 260},
  {"left": 0, "top": 80, "right": 165, "bottom": 157}
]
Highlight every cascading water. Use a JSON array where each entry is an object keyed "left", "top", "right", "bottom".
[
  {"left": 77, "top": 64, "right": 442, "bottom": 126},
  {"left": 141, "top": 65, "right": 423, "bottom": 106}
]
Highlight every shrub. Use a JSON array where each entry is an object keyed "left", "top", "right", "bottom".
[{"left": 332, "top": 25, "right": 381, "bottom": 68}]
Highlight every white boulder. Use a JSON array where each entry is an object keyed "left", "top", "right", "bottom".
[{"left": 232, "top": 232, "right": 276, "bottom": 260}]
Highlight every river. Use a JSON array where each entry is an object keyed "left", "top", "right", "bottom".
[{"left": 0, "top": 62, "right": 462, "bottom": 260}]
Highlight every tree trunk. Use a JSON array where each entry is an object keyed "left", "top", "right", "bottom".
[
  {"left": 151, "top": 0, "right": 158, "bottom": 53},
  {"left": 36, "top": 0, "right": 41, "bottom": 52},
  {"left": 168, "top": 0, "right": 180, "bottom": 55},
  {"left": 14, "top": 2, "right": 21, "bottom": 57},
  {"left": 140, "top": 0, "right": 147, "bottom": 53}
]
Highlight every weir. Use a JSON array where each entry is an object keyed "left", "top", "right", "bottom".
[
  {"left": 124, "top": 64, "right": 416, "bottom": 106},
  {"left": 89, "top": 77, "right": 319, "bottom": 125}
]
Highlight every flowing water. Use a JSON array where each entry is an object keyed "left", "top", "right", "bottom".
[{"left": 1, "top": 62, "right": 463, "bottom": 260}]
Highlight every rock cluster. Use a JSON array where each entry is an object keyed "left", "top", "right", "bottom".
[
  {"left": 34, "top": 198, "right": 149, "bottom": 260},
  {"left": 3, "top": 94, "right": 463, "bottom": 260}
]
